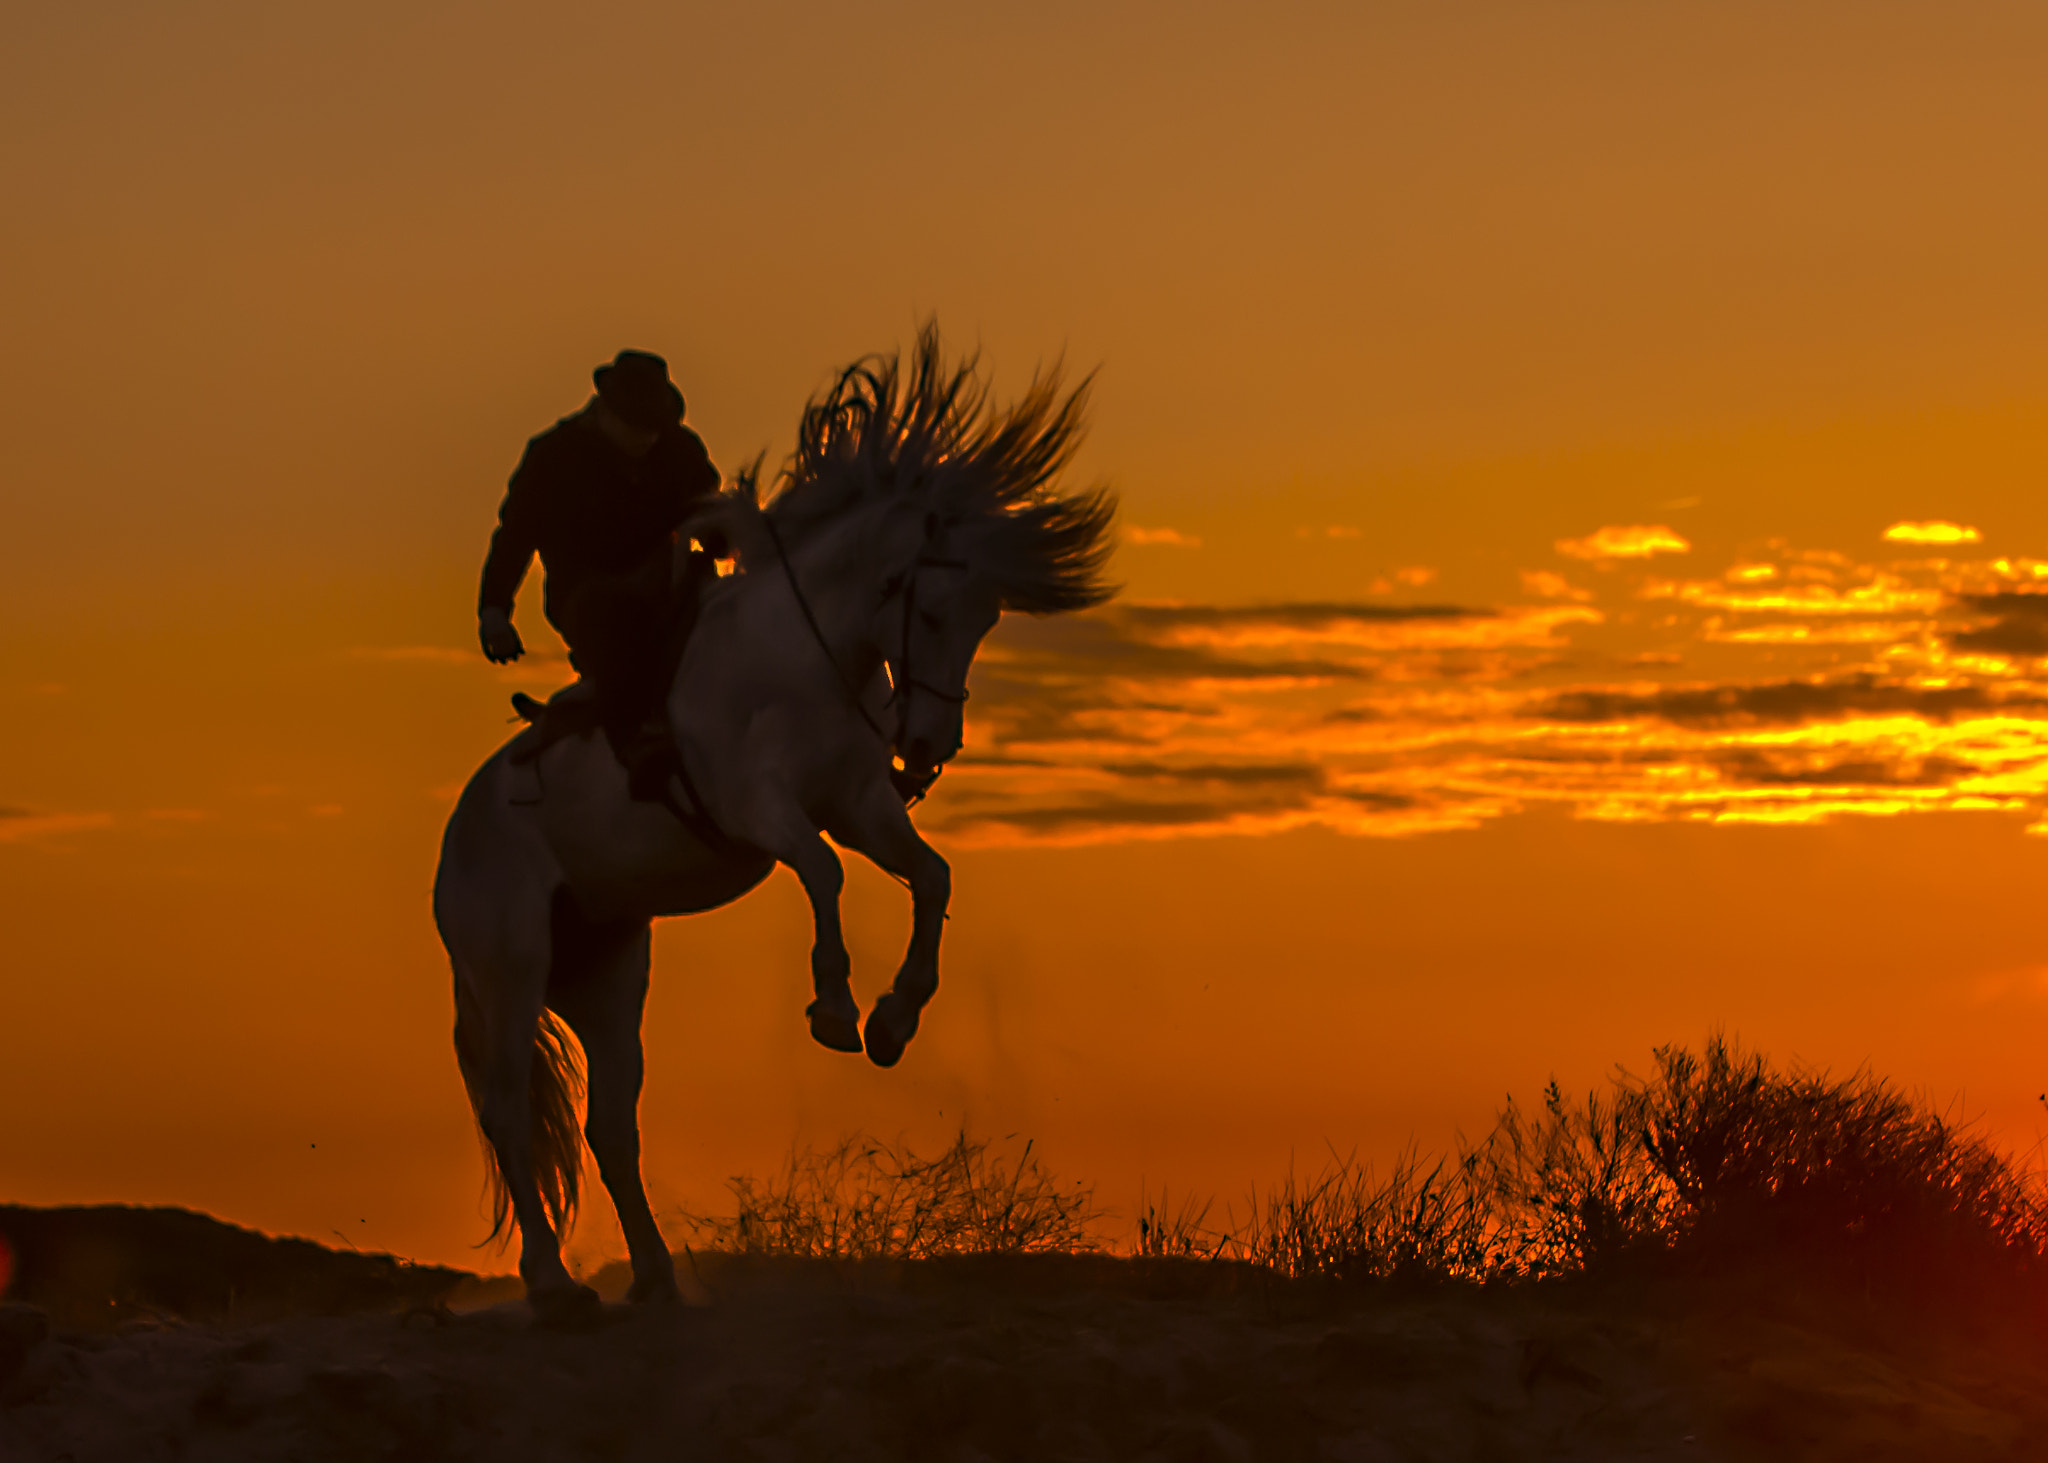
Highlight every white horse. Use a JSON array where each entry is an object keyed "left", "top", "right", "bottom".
[{"left": 432, "top": 328, "right": 1117, "bottom": 1320}]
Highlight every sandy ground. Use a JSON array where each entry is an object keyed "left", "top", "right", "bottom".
[{"left": 5, "top": 1255, "right": 2048, "bottom": 1462}]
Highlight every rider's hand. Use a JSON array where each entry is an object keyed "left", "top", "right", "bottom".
[{"left": 479, "top": 605, "right": 525, "bottom": 664}]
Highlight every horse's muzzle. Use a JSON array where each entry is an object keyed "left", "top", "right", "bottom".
[{"left": 902, "top": 737, "right": 941, "bottom": 778}]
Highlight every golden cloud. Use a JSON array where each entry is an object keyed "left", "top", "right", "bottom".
[
  {"left": 931, "top": 537, "right": 2048, "bottom": 846},
  {"left": 1125, "top": 526, "right": 1202, "bottom": 548},
  {"left": 1555, "top": 525, "right": 1691, "bottom": 560},
  {"left": 1519, "top": 570, "right": 1593, "bottom": 602},
  {"left": 1885, "top": 521, "right": 1982, "bottom": 546}
]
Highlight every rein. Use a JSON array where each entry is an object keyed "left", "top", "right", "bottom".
[
  {"left": 760, "top": 514, "right": 972, "bottom": 807},
  {"left": 762, "top": 513, "right": 893, "bottom": 745},
  {"left": 896, "top": 555, "right": 972, "bottom": 709}
]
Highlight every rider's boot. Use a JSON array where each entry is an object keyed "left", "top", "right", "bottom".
[
  {"left": 624, "top": 724, "right": 680, "bottom": 804},
  {"left": 603, "top": 716, "right": 679, "bottom": 804}
]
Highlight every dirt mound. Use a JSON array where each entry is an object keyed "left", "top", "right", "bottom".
[
  {"left": 5, "top": 1252, "right": 2048, "bottom": 1461},
  {"left": 0, "top": 1205, "right": 470, "bottom": 1333}
]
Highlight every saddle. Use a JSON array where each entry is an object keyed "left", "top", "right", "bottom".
[{"left": 508, "top": 682, "right": 737, "bottom": 848}]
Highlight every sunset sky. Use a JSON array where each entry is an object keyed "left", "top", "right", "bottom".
[{"left": 8, "top": 2, "right": 2048, "bottom": 1270}]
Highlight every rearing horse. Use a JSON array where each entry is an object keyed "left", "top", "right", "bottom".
[{"left": 432, "top": 327, "right": 1117, "bottom": 1319}]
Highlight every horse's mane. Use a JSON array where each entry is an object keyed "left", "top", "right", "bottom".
[{"left": 762, "top": 323, "right": 1118, "bottom": 614}]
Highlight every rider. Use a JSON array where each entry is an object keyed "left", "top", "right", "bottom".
[{"left": 477, "top": 349, "right": 725, "bottom": 802}]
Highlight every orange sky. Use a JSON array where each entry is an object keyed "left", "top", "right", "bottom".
[{"left": 8, "top": 2, "right": 2048, "bottom": 1270}]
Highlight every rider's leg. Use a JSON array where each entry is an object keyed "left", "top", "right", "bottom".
[
  {"left": 545, "top": 910, "right": 679, "bottom": 1305},
  {"left": 561, "top": 569, "right": 678, "bottom": 802}
]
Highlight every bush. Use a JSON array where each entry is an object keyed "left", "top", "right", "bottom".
[{"left": 1633, "top": 1037, "right": 2048, "bottom": 1301}]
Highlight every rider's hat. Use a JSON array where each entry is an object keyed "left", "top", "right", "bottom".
[{"left": 593, "top": 349, "right": 686, "bottom": 431}]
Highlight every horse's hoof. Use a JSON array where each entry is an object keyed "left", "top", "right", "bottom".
[
  {"left": 807, "top": 999, "right": 864, "bottom": 1054},
  {"left": 863, "top": 995, "right": 918, "bottom": 1069},
  {"left": 627, "top": 1273, "right": 683, "bottom": 1307},
  {"left": 529, "top": 1282, "right": 603, "bottom": 1330}
]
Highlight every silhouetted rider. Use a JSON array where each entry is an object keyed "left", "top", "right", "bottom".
[{"left": 478, "top": 349, "right": 725, "bottom": 800}]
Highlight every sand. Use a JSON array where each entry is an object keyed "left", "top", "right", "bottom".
[{"left": 6, "top": 1254, "right": 2048, "bottom": 1462}]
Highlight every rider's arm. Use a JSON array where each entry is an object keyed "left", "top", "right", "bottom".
[
  {"left": 480, "top": 440, "right": 549, "bottom": 615},
  {"left": 478, "top": 444, "right": 545, "bottom": 662},
  {"left": 479, "top": 515, "right": 536, "bottom": 617}
]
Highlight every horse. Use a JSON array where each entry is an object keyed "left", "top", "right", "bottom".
[{"left": 431, "top": 327, "right": 1118, "bottom": 1320}]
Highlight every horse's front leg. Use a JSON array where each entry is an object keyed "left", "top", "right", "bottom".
[
  {"left": 785, "top": 832, "right": 864, "bottom": 1053},
  {"left": 725, "top": 788, "right": 863, "bottom": 1053},
  {"left": 833, "top": 778, "right": 951, "bottom": 1069}
]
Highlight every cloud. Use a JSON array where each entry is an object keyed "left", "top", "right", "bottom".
[
  {"left": 889, "top": 538, "right": 2048, "bottom": 844},
  {"left": 941, "top": 796, "right": 1301, "bottom": 838},
  {"left": 1520, "top": 570, "right": 1592, "bottom": 602},
  {"left": 1704, "top": 622, "right": 1917, "bottom": 645},
  {"left": 1100, "top": 760, "right": 1326, "bottom": 788},
  {"left": 1950, "top": 592, "right": 2048, "bottom": 656},
  {"left": 1886, "top": 521, "right": 1982, "bottom": 546},
  {"left": 0, "top": 808, "right": 115, "bottom": 843},
  {"left": 349, "top": 646, "right": 570, "bottom": 668},
  {"left": 1533, "top": 675, "right": 2026, "bottom": 728},
  {"left": 349, "top": 645, "right": 474, "bottom": 664},
  {"left": 1115, "top": 602, "right": 1482, "bottom": 630},
  {"left": 1706, "top": 747, "right": 1975, "bottom": 789},
  {"left": 1555, "top": 525, "right": 1691, "bottom": 560},
  {"left": 1642, "top": 575, "right": 1941, "bottom": 616},
  {"left": 981, "top": 618, "right": 1379, "bottom": 687},
  {"left": 1125, "top": 526, "right": 1201, "bottom": 548}
]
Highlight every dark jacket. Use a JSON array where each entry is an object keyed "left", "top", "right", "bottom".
[{"left": 478, "top": 410, "right": 723, "bottom": 630}]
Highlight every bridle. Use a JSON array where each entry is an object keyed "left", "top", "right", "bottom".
[
  {"left": 761, "top": 516, "right": 972, "bottom": 802},
  {"left": 887, "top": 553, "right": 972, "bottom": 712}
]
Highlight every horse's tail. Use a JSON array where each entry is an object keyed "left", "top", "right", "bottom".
[{"left": 453, "top": 971, "right": 586, "bottom": 1247}]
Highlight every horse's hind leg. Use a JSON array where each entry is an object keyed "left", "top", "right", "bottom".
[
  {"left": 445, "top": 875, "right": 596, "bottom": 1323},
  {"left": 546, "top": 903, "right": 679, "bottom": 1305},
  {"left": 456, "top": 941, "right": 597, "bottom": 1321}
]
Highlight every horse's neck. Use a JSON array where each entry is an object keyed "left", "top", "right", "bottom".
[{"left": 778, "top": 516, "right": 890, "bottom": 680}]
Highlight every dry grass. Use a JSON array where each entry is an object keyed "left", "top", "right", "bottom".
[
  {"left": 679, "top": 1133, "right": 1101, "bottom": 1261},
  {"left": 681, "top": 1037, "right": 2048, "bottom": 1322},
  {"left": 1220, "top": 1148, "right": 1493, "bottom": 1285}
]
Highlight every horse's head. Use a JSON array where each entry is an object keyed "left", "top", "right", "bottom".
[
  {"left": 877, "top": 512, "right": 1001, "bottom": 783},
  {"left": 772, "top": 323, "right": 1121, "bottom": 789}
]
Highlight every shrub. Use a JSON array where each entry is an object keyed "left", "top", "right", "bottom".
[{"left": 1634, "top": 1036, "right": 2048, "bottom": 1302}]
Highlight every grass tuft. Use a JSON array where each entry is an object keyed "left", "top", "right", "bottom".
[
  {"left": 682, "top": 1133, "right": 1100, "bottom": 1261},
  {"left": 1224, "top": 1148, "right": 1492, "bottom": 1285}
]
